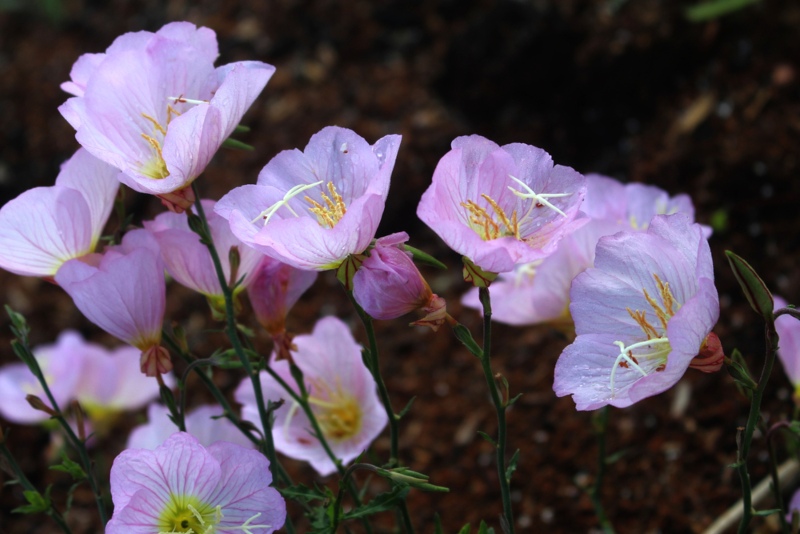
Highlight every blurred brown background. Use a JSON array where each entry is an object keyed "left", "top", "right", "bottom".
[{"left": 1, "top": 0, "right": 799, "bottom": 532}]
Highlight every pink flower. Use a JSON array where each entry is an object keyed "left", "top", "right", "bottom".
[
  {"left": 107, "top": 432, "right": 285, "bottom": 533},
  {"left": 127, "top": 404, "right": 254, "bottom": 450},
  {"left": 235, "top": 316, "right": 387, "bottom": 475},
  {"left": 417, "top": 135, "right": 586, "bottom": 274},
  {"left": 144, "top": 199, "right": 263, "bottom": 301},
  {"left": 0, "top": 149, "right": 119, "bottom": 278},
  {"left": 59, "top": 22, "right": 275, "bottom": 212},
  {"left": 75, "top": 344, "right": 172, "bottom": 428},
  {"left": 54, "top": 230, "right": 170, "bottom": 376},
  {"left": 554, "top": 214, "right": 721, "bottom": 410},
  {"left": 352, "top": 232, "right": 447, "bottom": 329},
  {"left": 247, "top": 256, "right": 317, "bottom": 335},
  {"left": 775, "top": 296, "right": 800, "bottom": 388},
  {"left": 0, "top": 331, "right": 89, "bottom": 424},
  {"left": 215, "top": 126, "right": 401, "bottom": 270}
]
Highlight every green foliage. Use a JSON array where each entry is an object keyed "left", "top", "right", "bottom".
[
  {"left": 685, "top": 0, "right": 760, "bottom": 22},
  {"left": 725, "top": 251, "right": 774, "bottom": 321},
  {"left": 50, "top": 455, "right": 86, "bottom": 481},
  {"left": 12, "top": 487, "right": 52, "bottom": 514},
  {"left": 451, "top": 323, "right": 483, "bottom": 358},
  {"left": 404, "top": 244, "right": 447, "bottom": 270}
]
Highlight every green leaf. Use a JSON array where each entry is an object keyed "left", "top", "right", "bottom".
[
  {"left": 457, "top": 524, "right": 472, "bottom": 534},
  {"left": 50, "top": 455, "right": 86, "bottom": 480},
  {"left": 279, "top": 483, "right": 329, "bottom": 504},
  {"left": 5, "top": 305, "right": 30, "bottom": 341},
  {"left": 685, "top": 0, "right": 760, "bottom": 22},
  {"left": 477, "top": 521, "right": 495, "bottom": 534},
  {"left": 221, "top": 138, "right": 255, "bottom": 151},
  {"left": 505, "top": 449, "right": 520, "bottom": 482},
  {"left": 397, "top": 396, "right": 416, "bottom": 419},
  {"left": 434, "top": 514, "right": 444, "bottom": 534},
  {"left": 12, "top": 488, "right": 50, "bottom": 514},
  {"left": 233, "top": 124, "right": 251, "bottom": 134},
  {"left": 404, "top": 244, "right": 447, "bottom": 270},
  {"left": 507, "top": 393, "right": 523, "bottom": 406},
  {"left": 753, "top": 508, "right": 782, "bottom": 517},
  {"left": 343, "top": 486, "right": 410, "bottom": 520},
  {"left": 477, "top": 431, "right": 496, "bottom": 446},
  {"left": 725, "top": 349, "right": 757, "bottom": 395},
  {"left": 725, "top": 251, "right": 774, "bottom": 321},
  {"left": 451, "top": 323, "right": 483, "bottom": 358}
]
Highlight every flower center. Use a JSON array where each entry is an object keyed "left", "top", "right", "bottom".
[
  {"left": 512, "top": 260, "right": 543, "bottom": 287},
  {"left": 609, "top": 274, "right": 680, "bottom": 395},
  {"left": 304, "top": 182, "right": 348, "bottom": 228},
  {"left": 294, "top": 378, "right": 362, "bottom": 442},
  {"left": 461, "top": 175, "right": 572, "bottom": 242},
  {"left": 158, "top": 497, "right": 219, "bottom": 534},
  {"left": 139, "top": 96, "right": 206, "bottom": 180},
  {"left": 251, "top": 181, "right": 348, "bottom": 229}
]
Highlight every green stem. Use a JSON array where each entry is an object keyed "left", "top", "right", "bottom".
[
  {"left": 0, "top": 439, "right": 72, "bottom": 533},
  {"left": 588, "top": 406, "right": 615, "bottom": 534},
  {"left": 346, "top": 292, "right": 413, "bottom": 533},
  {"left": 11, "top": 340, "right": 107, "bottom": 525},
  {"left": 191, "top": 190, "right": 282, "bottom": 482},
  {"left": 347, "top": 292, "right": 400, "bottom": 466},
  {"left": 478, "top": 287, "right": 515, "bottom": 533},
  {"left": 766, "top": 422, "right": 790, "bottom": 533},
  {"left": 737, "top": 320, "right": 780, "bottom": 533}
]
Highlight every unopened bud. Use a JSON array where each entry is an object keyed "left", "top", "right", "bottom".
[
  {"left": 25, "top": 395, "right": 57, "bottom": 417},
  {"left": 725, "top": 251, "right": 774, "bottom": 321}
]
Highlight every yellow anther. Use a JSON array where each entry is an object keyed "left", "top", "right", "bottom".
[
  {"left": 141, "top": 113, "right": 167, "bottom": 136},
  {"left": 626, "top": 308, "right": 659, "bottom": 340},
  {"left": 305, "top": 182, "right": 347, "bottom": 229}
]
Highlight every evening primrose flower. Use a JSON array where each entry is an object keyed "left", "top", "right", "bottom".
[
  {"left": 554, "top": 214, "right": 721, "bottom": 410},
  {"left": 107, "top": 432, "right": 285, "bottom": 533},
  {"left": 55, "top": 230, "right": 170, "bottom": 377},
  {"left": 59, "top": 22, "right": 275, "bottom": 212},
  {"left": 353, "top": 232, "right": 447, "bottom": 329},
  {"left": 144, "top": 199, "right": 263, "bottom": 307},
  {"left": 247, "top": 256, "right": 317, "bottom": 336},
  {"left": 0, "top": 331, "right": 89, "bottom": 424},
  {"left": 0, "top": 149, "right": 119, "bottom": 278},
  {"left": 215, "top": 126, "right": 401, "bottom": 270},
  {"left": 235, "top": 316, "right": 387, "bottom": 476},
  {"left": 417, "top": 135, "right": 586, "bottom": 274}
]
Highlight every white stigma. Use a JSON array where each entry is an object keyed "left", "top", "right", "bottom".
[
  {"left": 609, "top": 337, "right": 670, "bottom": 397},
  {"left": 168, "top": 96, "right": 210, "bottom": 105},
  {"left": 507, "top": 174, "right": 572, "bottom": 218},
  {"left": 251, "top": 180, "right": 324, "bottom": 226}
]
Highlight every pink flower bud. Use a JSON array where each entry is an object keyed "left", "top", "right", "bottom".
[
  {"left": 246, "top": 257, "right": 317, "bottom": 336},
  {"left": 353, "top": 233, "right": 434, "bottom": 320}
]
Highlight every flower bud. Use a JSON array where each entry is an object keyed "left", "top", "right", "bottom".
[
  {"left": 353, "top": 233, "right": 434, "bottom": 320},
  {"left": 247, "top": 257, "right": 317, "bottom": 336}
]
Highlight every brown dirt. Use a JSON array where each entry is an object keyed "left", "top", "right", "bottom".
[{"left": 1, "top": 1, "right": 800, "bottom": 532}]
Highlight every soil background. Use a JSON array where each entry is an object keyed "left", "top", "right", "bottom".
[{"left": 1, "top": 1, "right": 800, "bottom": 533}]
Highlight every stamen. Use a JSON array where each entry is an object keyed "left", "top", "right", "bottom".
[
  {"left": 507, "top": 174, "right": 572, "bottom": 218},
  {"left": 481, "top": 194, "right": 519, "bottom": 239},
  {"left": 305, "top": 182, "right": 348, "bottom": 228},
  {"left": 250, "top": 181, "right": 324, "bottom": 225},
  {"left": 187, "top": 504, "right": 206, "bottom": 525},
  {"left": 643, "top": 288, "right": 670, "bottom": 332},
  {"left": 513, "top": 260, "right": 542, "bottom": 287},
  {"left": 626, "top": 308, "right": 659, "bottom": 340},
  {"left": 141, "top": 113, "right": 167, "bottom": 135}
]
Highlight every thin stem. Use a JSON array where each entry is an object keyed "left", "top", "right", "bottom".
[
  {"left": 767, "top": 421, "right": 791, "bottom": 534},
  {"left": 588, "top": 407, "right": 616, "bottom": 534},
  {"left": 737, "top": 320, "right": 780, "bottom": 533},
  {"left": 191, "top": 190, "right": 282, "bottom": 482},
  {"left": 346, "top": 292, "right": 413, "bottom": 533},
  {"left": 347, "top": 292, "right": 400, "bottom": 465},
  {"left": 478, "top": 287, "right": 515, "bottom": 533},
  {"left": 0, "top": 439, "right": 72, "bottom": 533},
  {"left": 11, "top": 340, "right": 107, "bottom": 525}
]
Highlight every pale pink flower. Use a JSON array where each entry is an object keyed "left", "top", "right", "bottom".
[
  {"left": 235, "top": 316, "right": 387, "bottom": 475},
  {"left": 127, "top": 404, "right": 253, "bottom": 450},
  {"left": 60, "top": 22, "right": 275, "bottom": 212},
  {"left": 0, "top": 331, "right": 90, "bottom": 424},
  {"left": 554, "top": 214, "right": 721, "bottom": 410},
  {"left": 107, "top": 433, "right": 285, "bottom": 533},
  {"left": 216, "top": 126, "right": 401, "bottom": 270},
  {"left": 54, "top": 230, "right": 170, "bottom": 376},
  {"left": 417, "top": 135, "right": 586, "bottom": 274},
  {"left": 0, "top": 149, "right": 119, "bottom": 278},
  {"left": 144, "top": 199, "right": 263, "bottom": 301}
]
